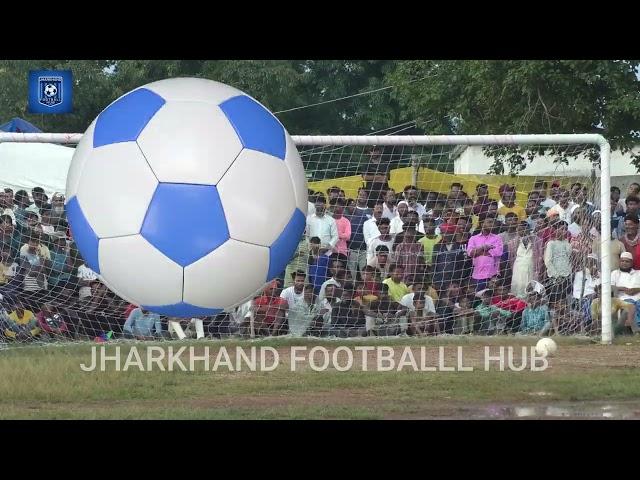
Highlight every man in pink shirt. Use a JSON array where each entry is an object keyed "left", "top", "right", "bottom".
[
  {"left": 467, "top": 216, "right": 503, "bottom": 291},
  {"left": 332, "top": 198, "right": 352, "bottom": 257}
]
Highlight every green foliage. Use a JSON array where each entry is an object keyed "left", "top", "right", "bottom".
[{"left": 2, "top": 60, "right": 640, "bottom": 172}]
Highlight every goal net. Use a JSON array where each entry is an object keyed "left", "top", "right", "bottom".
[{"left": 0, "top": 133, "right": 616, "bottom": 345}]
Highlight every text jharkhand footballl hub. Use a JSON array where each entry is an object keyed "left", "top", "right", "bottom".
[{"left": 80, "top": 345, "right": 552, "bottom": 372}]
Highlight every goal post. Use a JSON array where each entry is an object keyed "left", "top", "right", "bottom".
[{"left": 0, "top": 132, "right": 614, "bottom": 344}]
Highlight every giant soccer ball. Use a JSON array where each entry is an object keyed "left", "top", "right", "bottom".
[{"left": 66, "top": 78, "right": 307, "bottom": 317}]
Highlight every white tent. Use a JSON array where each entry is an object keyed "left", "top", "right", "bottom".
[{"left": 0, "top": 142, "right": 74, "bottom": 198}]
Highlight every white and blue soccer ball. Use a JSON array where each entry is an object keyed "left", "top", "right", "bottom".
[
  {"left": 66, "top": 77, "right": 307, "bottom": 317},
  {"left": 44, "top": 84, "right": 57, "bottom": 97}
]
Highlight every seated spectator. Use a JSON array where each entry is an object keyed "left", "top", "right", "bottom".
[
  {"left": 454, "top": 295, "right": 476, "bottom": 334},
  {"left": 616, "top": 195, "right": 640, "bottom": 239},
  {"left": 519, "top": 292, "right": 551, "bottom": 335},
  {"left": 354, "top": 265, "right": 381, "bottom": 304},
  {"left": 618, "top": 215, "right": 640, "bottom": 269},
  {"left": 77, "top": 262, "right": 99, "bottom": 303},
  {"left": 17, "top": 233, "right": 50, "bottom": 307},
  {"left": 474, "top": 290, "right": 512, "bottom": 335},
  {"left": 36, "top": 303, "right": 71, "bottom": 339},
  {"left": 330, "top": 282, "right": 366, "bottom": 336},
  {"left": 367, "top": 245, "right": 391, "bottom": 281},
  {"left": 367, "top": 217, "right": 394, "bottom": 262},
  {"left": 551, "top": 300, "right": 585, "bottom": 335},
  {"left": 591, "top": 283, "right": 638, "bottom": 336},
  {"left": 0, "top": 214, "right": 21, "bottom": 262},
  {"left": 572, "top": 254, "right": 600, "bottom": 328},
  {"left": 610, "top": 252, "right": 640, "bottom": 333},
  {"left": 0, "top": 191, "right": 16, "bottom": 225},
  {"left": 13, "top": 189, "right": 32, "bottom": 228},
  {"left": 382, "top": 264, "right": 411, "bottom": 303},
  {"left": 249, "top": 279, "right": 288, "bottom": 337},
  {"left": 0, "top": 245, "right": 18, "bottom": 287},
  {"left": 317, "top": 255, "right": 346, "bottom": 305},
  {"left": 499, "top": 212, "right": 519, "bottom": 245},
  {"left": 48, "top": 236, "right": 73, "bottom": 292},
  {"left": 362, "top": 283, "right": 403, "bottom": 336},
  {"left": 491, "top": 284, "right": 527, "bottom": 332},
  {"left": 399, "top": 276, "right": 437, "bottom": 314},
  {"left": 308, "top": 283, "right": 340, "bottom": 336},
  {"left": 123, "top": 307, "right": 163, "bottom": 340},
  {"left": 2, "top": 299, "right": 40, "bottom": 342},
  {"left": 407, "top": 292, "right": 438, "bottom": 335},
  {"left": 280, "top": 271, "right": 316, "bottom": 336},
  {"left": 49, "top": 193, "right": 68, "bottom": 230}
]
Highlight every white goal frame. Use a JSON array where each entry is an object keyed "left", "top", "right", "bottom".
[{"left": 0, "top": 132, "right": 613, "bottom": 344}]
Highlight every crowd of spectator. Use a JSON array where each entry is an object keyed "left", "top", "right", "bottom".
[{"left": 2, "top": 152, "right": 640, "bottom": 342}]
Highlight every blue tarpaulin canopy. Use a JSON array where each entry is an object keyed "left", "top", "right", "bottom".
[{"left": 0, "top": 117, "right": 43, "bottom": 133}]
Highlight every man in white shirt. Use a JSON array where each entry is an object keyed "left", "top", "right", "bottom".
[
  {"left": 382, "top": 188, "right": 398, "bottom": 220},
  {"left": 77, "top": 263, "right": 99, "bottom": 300},
  {"left": 363, "top": 202, "right": 384, "bottom": 249},
  {"left": 617, "top": 182, "right": 640, "bottom": 214},
  {"left": 280, "top": 271, "right": 315, "bottom": 336},
  {"left": 367, "top": 217, "right": 394, "bottom": 262},
  {"left": 546, "top": 190, "right": 572, "bottom": 223},
  {"left": 403, "top": 185, "right": 426, "bottom": 218},
  {"left": 306, "top": 194, "right": 338, "bottom": 253},
  {"left": 611, "top": 252, "right": 640, "bottom": 332}
]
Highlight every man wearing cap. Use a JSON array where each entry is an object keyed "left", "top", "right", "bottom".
[{"left": 610, "top": 252, "right": 640, "bottom": 333}]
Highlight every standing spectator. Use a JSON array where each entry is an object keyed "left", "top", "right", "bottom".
[
  {"left": 50, "top": 193, "right": 67, "bottom": 230},
  {"left": 393, "top": 225, "right": 425, "bottom": 284},
  {"left": 497, "top": 190, "right": 526, "bottom": 222},
  {"left": 331, "top": 198, "right": 351, "bottom": 257},
  {"left": 367, "top": 217, "right": 394, "bottom": 262},
  {"left": 544, "top": 221, "right": 573, "bottom": 311},
  {"left": 407, "top": 292, "right": 439, "bottom": 335},
  {"left": 432, "top": 224, "right": 470, "bottom": 295},
  {"left": 473, "top": 183, "right": 492, "bottom": 216},
  {"left": 508, "top": 221, "right": 544, "bottom": 298},
  {"left": 306, "top": 194, "right": 338, "bottom": 254},
  {"left": 403, "top": 185, "right": 427, "bottom": 218},
  {"left": 0, "top": 191, "right": 16, "bottom": 225},
  {"left": 330, "top": 282, "right": 366, "bottom": 336},
  {"left": 499, "top": 212, "right": 519, "bottom": 245},
  {"left": 546, "top": 190, "right": 572, "bottom": 222},
  {"left": 362, "top": 146, "right": 389, "bottom": 207},
  {"left": 617, "top": 182, "right": 640, "bottom": 214},
  {"left": 425, "top": 199, "right": 446, "bottom": 228},
  {"left": 567, "top": 207, "right": 586, "bottom": 238},
  {"left": 616, "top": 196, "right": 640, "bottom": 239},
  {"left": 309, "top": 283, "right": 340, "bottom": 335},
  {"left": 418, "top": 218, "right": 442, "bottom": 267},
  {"left": 382, "top": 188, "right": 398, "bottom": 220},
  {"left": 29, "top": 187, "right": 49, "bottom": 214},
  {"left": 399, "top": 278, "right": 437, "bottom": 314},
  {"left": 610, "top": 252, "right": 640, "bottom": 333},
  {"left": 354, "top": 265, "right": 381, "bottom": 305},
  {"left": 538, "top": 181, "right": 557, "bottom": 211},
  {"left": 123, "top": 307, "right": 163, "bottom": 339},
  {"left": 0, "top": 215, "right": 22, "bottom": 262},
  {"left": 497, "top": 184, "right": 514, "bottom": 210},
  {"left": 308, "top": 237, "right": 330, "bottom": 294},
  {"left": 363, "top": 202, "right": 384, "bottom": 248},
  {"left": 345, "top": 189, "right": 372, "bottom": 282},
  {"left": 284, "top": 235, "right": 310, "bottom": 288},
  {"left": 467, "top": 216, "right": 503, "bottom": 292},
  {"left": 460, "top": 197, "right": 480, "bottom": 233}
]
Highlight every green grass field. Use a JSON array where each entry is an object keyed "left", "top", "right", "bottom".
[{"left": 2, "top": 336, "right": 640, "bottom": 419}]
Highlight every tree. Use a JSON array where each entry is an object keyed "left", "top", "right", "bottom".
[{"left": 388, "top": 60, "right": 640, "bottom": 173}]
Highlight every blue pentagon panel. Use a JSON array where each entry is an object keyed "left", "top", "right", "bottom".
[
  {"left": 142, "top": 302, "right": 223, "bottom": 318},
  {"left": 66, "top": 196, "right": 101, "bottom": 274},
  {"left": 267, "top": 208, "right": 306, "bottom": 280},
  {"left": 140, "top": 183, "right": 229, "bottom": 267},
  {"left": 219, "top": 95, "right": 286, "bottom": 160},
  {"left": 93, "top": 88, "right": 166, "bottom": 148}
]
